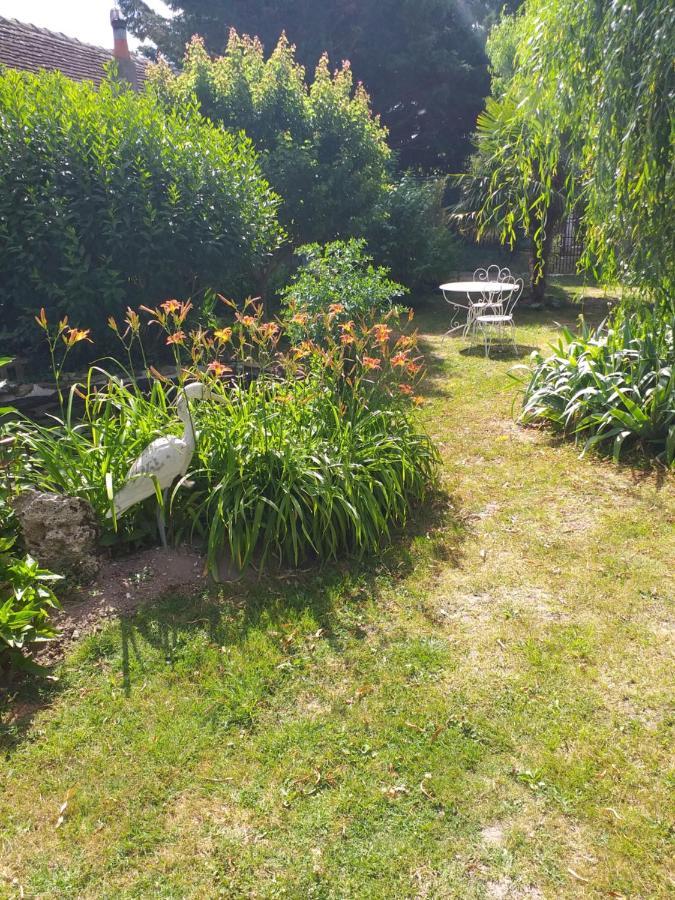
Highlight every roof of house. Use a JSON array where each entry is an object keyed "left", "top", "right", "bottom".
[{"left": 0, "top": 16, "right": 151, "bottom": 86}]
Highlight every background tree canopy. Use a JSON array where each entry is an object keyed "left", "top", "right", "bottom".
[
  {"left": 120, "top": 0, "right": 520, "bottom": 172},
  {"left": 148, "top": 33, "right": 390, "bottom": 247}
]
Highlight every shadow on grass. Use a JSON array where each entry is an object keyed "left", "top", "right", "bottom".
[
  {"left": 117, "top": 488, "right": 465, "bottom": 694},
  {"left": 0, "top": 673, "right": 62, "bottom": 755},
  {"left": 1, "top": 488, "right": 466, "bottom": 741},
  {"left": 459, "top": 343, "right": 539, "bottom": 361}
]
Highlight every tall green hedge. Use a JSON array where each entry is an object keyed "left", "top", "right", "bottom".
[{"left": 0, "top": 67, "right": 283, "bottom": 345}]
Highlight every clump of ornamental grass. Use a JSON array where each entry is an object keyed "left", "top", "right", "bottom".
[{"left": 10, "top": 297, "right": 438, "bottom": 573}]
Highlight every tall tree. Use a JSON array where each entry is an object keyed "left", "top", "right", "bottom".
[
  {"left": 458, "top": 0, "right": 674, "bottom": 303},
  {"left": 455, "top": 10, "right": 569, "bottom": 302},
  {"left": 120, "top": 0, "right": 517, "bottom": 172}
]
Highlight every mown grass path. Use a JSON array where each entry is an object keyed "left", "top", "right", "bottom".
[{"left": 1, "top": 301, "right": 673, "bottom": 898}]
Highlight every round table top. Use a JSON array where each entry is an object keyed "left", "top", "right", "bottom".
[{"left": 440, "top": 280, "right": 518, "bottom": 293}]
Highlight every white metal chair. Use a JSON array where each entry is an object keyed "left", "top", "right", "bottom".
[
  {"left": 466, "top": 267, "right": 515, "bottom": 341},
  {"left": 475, "top": 275, "right": 524, "bottom": 357}
]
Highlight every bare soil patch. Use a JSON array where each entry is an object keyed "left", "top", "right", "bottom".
[{"left": 37, "top": 547, "right": 208, "bottom": 664}]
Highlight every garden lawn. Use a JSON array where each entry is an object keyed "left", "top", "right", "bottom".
[{"left": 1, "top": 296, "right": 673, "bottom": 899}]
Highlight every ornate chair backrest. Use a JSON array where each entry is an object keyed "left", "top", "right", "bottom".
[
  {"left": 472, "top": 266, "right": 509, "bottom": 306},
  {"left": 501, "top": 277, "right": 524, "bottom": 317}
]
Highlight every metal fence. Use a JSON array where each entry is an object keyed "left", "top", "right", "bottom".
[{"left": 549, "top": 213, "right": 584, "bottom": 275}]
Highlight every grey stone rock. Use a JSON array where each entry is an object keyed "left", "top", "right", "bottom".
[{"left": 13, "top": 489, "right": 101, "bottom": 584}]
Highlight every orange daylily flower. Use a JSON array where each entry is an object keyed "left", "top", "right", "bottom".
[
  {"left": 362, "top": 356, "right": 381, "bottom": 371},
  {"left": 62, "top": 327, "right": 93, "bottom": 347},
  {"left": 214, "top": 327, "right": 233, "bottom": 344},
  {"left": 207, "top": 361, "right": 232, "bottom": 377},
  {"left": 259, "top": 322, "right": 280, "bottom": 340},
  {"left": 372, "top": 324, "right": 392, "bottom": 343},
  {"left": 35, "top": 307, "right": 48, "bottom": 329},
  {"left": 166, "top": 331, "right": 186, "bottom": 346},
  {"left": 391, "top": 352, "right": 409, "bottom": 368},
  {"left": 124, "top": 308, "right": 141, "bottom": 333},
  {"left": 398, "top": 383, "right": 413, "bottom": 396},
  {"left": 161, "top": 299, "right": 181, "bottom": 314},
  {"left": 176, "top": 300, "right": 193, "bottom": 323}
]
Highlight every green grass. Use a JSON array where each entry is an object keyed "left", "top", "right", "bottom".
[{"left": 1, "top": 298, "right": 673, "bottom": 898}]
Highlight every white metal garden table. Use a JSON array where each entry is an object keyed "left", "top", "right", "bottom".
[{"left": 439, "top": 280, "right": 519, "bottom": 339}]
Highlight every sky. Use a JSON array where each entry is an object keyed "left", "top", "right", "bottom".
[{"left": 0, "top": 0, "right": 173, "bottom": 50}]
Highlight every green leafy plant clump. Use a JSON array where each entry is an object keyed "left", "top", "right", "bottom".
[
  {"left": 0, "top": 536, "right": 62, "bottom": 673},
  {"left": 190, "top": 368, "right": 437, "bottom": 574},
  {"left": 520, "top": 308, "right": 675, "bottom": 466},
  {"left": 280, "top": 239, "right": 407, "bottom": 341}
]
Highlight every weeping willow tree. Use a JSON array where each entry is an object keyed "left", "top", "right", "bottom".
[{"left": 459, "top": 0, "right": 674, "bottom": 305}]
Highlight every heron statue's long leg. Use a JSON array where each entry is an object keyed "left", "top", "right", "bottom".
[{"left": 156, "top": 489, "right": 169, "bottom": 550}]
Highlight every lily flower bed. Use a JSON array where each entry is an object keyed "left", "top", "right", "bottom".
[{"left": 1, "top": 298, "right": 437, "bottom": 671}]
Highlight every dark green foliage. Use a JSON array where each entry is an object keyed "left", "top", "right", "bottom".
[
  {"left": 0, "top": 67, "right": 282, "bottom": 347},
  {"left": 1, "top": 459, "right": 61, "bottom": 672},
  {"left": 0, "top": 372, "right": 61, "bottom": 672},
  {"left": 148, "top": 34, "right": 390, "bottom": 246},
  {"left": 367, "top": 175, "right": 458, "bottom": 291},
  {"left": 521, "top": 309, "right": 675, "bottom": 466},
  {"left": 120, "top": 0, "right": 515, "bottom": 171}
]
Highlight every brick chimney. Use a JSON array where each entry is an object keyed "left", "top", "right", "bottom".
[{"left": 110, "top": 7, "right": 137, "bottom": 88}]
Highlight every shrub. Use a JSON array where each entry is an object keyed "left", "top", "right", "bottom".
[
  {"left": 366, "top": 174, "right": 459, "bottom": 291},
  {"left": 0, "top": 67, "right": 283, "bottom": 348},
  {"left": 520, "top": 308, "right": 675, "bottom": 466},
  {"left": 280, "top": 239, "right": 407, "bottom": 341},
  {"left": 149, "top": 33, "right": 391, "bottom": 246},
  {"left": 13, "top": 300, "right": 437, "bottom": 574}
]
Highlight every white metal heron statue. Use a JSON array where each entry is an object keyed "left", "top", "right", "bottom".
[{"left": 108, "top": 381, "right": 219, "bottom": 547}]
